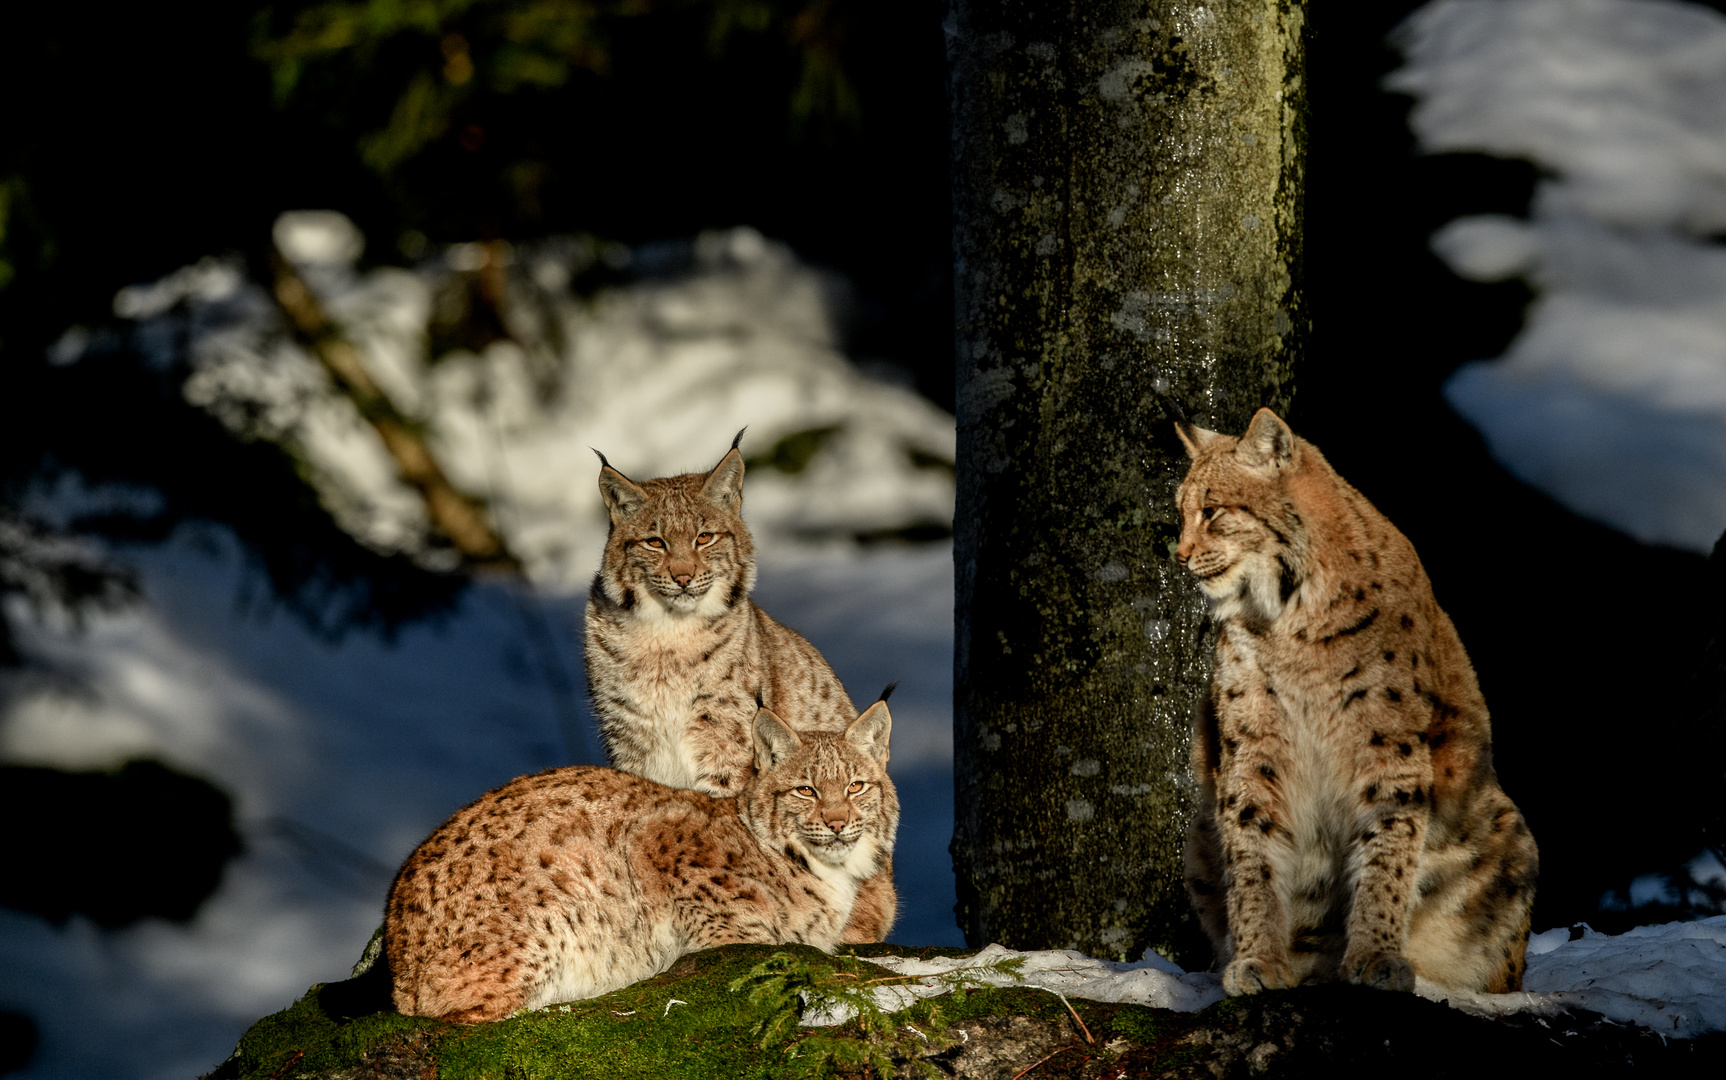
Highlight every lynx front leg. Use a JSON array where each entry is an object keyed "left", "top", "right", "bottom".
[
  {"left": 1211, "top": 687, "right": 1297, "bottom": 996},
  {"left": 1340, "top": 730, "right": 1433, "bottom": 992}
]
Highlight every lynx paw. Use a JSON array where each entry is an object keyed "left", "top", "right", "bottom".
[
  {"left": 1222, "top": 955, "right": 1298, "bottom": 996},
  {"left": 1341, "top": 950, "right": 1415, "bottom": 992}
]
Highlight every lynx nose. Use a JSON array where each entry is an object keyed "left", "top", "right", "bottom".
[
  {"left": 825, "top": 814, "right": 849, "bottom": 834},
  {"left": 673, "top": 573, "right": 693, "bottom": 588}
]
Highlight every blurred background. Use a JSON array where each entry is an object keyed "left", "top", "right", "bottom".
[{"left": 2, "top": 1, "right": 1725, "bottom": 1077}]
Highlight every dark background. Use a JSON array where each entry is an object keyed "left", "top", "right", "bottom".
[{"left": 0, "top": 0, "right": 1720, "bottom": 961}]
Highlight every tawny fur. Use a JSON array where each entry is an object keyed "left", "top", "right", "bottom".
[
  {"left": 386, "top": 703, "right": 899, "bottom": 1023},
  {"left": 582, "top": 433, "right": 897, "bottom": 942},
  {"left": 1175, "top": 408, "right": 1538, "bottom": 997}
]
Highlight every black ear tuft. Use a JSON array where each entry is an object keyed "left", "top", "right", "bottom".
[
  {"left": 754, "top": 687, "right": 766, "bottom": 709},
  {"left": 1157, "top": 393, "right": 1191, "bottom": 424},
  {"left": 730, "top": 426, "right": 748, "bottom": 452},
  {"left": 591, "top": 447, "right": 611, "bottom": 470},
  {"left": 878, "top": 681, "right": 899, "bottom": 704}
]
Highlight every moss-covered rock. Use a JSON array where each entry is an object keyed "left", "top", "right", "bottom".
[{"left": 207, "top": 944, "right": 1726, "bottom": 1079}]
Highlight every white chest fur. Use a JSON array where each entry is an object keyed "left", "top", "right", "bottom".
[{"left": 599, "top": 601, "right": 748, "bottom": 787}]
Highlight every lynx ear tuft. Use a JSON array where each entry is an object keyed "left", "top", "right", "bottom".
[
  {"left": 730, "top": 426, "right": 748, "bottom": 452},
  {"left": 877, "top": 681, "right": 899, "bottom": 704},
  {"left": 1237, "top": 408, "right": 1294, "bottom": 470},
  {"left": 596, "top": 455, "right": 647, "bottom": 518},
  {"left": 846, "top": 700, "right": 892, "bottom": 764},
  {"left": 753, "top": 707, "right": 802, "bottom": 771},
  {"left": 703, "top": 444, "right": 746, "bottom": 512},
  {"left": 1175, "top": 421, "right": 1224, "bottom": 460}
]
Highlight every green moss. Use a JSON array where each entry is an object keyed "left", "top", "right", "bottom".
[
  {"left": 215, "top": 944, "right": 944, "bottom": 1080},
  {"left": 222, "top": 985, "right": 433, "bottom": 1079},
  {"left": 212, "top": 944, "right": 1254, "bottom": 1080},
  {"left": 436, "top": 945, "right": 797, "bottom": 1080},
  {"left": 901, "top": 984, "right": 1068, "bottom": 1027}
]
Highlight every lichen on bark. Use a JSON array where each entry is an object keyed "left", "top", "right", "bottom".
[{"left": 948, "top": 0, "right": 1307, "bottom": 961}]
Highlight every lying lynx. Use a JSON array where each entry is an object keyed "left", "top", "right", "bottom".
[
  {"left": 584, "top": 431, "right": 897, "bottom": 941},
  {"left": 385, "top": 700, "right": 898, "bottom": 1022},
  {"left": 1175, "top": 408, "right": 1538, "bottom": 996}
]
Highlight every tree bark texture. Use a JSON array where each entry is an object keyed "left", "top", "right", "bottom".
[{"left": 949, "top": 0, "right": 1307, "bottom": 960}]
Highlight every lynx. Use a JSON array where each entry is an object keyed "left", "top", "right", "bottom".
[
  {"left": 1175, "top": 408, "right": 1537, "bottom": 996},
  {"left": 385, "top": 700, "right": 899, "bottom": 1023},
  {"left": 583, "top": 432, "right": 897, "bottom": 941}
]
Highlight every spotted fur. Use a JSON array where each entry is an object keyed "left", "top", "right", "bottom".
[
  {"left": 385, "top": 702, "right": 898, "bottom": 1023},
  {"left": 1175, "top": 408, "right": 1538, "bottom": 996},
  {"left": 582, "top": 433, "right": 896, "bottom": 941}
]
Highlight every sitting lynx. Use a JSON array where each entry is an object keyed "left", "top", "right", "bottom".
[
  {"left": 1175, "top": 409, "right": 1537, "bottom": 996},
  {"left": 385, "top": 700, "right": 898, "bottom": 1022},
  {"left": 584, "top": 432, "right": 897, "bottom": 941}
]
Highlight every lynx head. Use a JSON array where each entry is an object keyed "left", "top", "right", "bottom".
[
  {"left": 592, "top": 430, "right": 757, "bottom": 617},
  {"left": 742, "top": 699, "right": 898, "bottom": 885},
  {"left": 1173, "top": 408, "right": 1308, "bottom": 628}
]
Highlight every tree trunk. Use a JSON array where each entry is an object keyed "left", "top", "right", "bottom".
[{"left": 949, "top": 0, "right": 1307, "bottom": 960}]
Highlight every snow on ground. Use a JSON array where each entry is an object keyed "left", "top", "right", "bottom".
[
  {"left": 816, "top": 919, "right": 1726, "bottom": 1039},
  {"left": 1391, "top": 0, "right": 1726, "bottom": 551}
]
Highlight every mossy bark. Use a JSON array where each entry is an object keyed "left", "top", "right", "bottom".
[{"left": 948, "top": 0, "right": 1308, "bottom": 960}]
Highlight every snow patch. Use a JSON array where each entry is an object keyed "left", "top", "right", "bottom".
[
  {"left": 1392, "top": 0, "right": 1726, "bottom": 551},
  {"left": 803, "top": 943, "right": 1225, "bottom": 1026}
]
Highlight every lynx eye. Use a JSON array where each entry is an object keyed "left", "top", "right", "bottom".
[
  {"left": 696, "top": 531, "right": 715, "bottom": 545},
  {"left": 642, "top": 537, "right": 666, "bottom": 549},
  {"left": 847, "top": 781, "right": 867, "bottom": 795},
  {"left": 793, "top": 786, "right": 817, "bottom": 798}
]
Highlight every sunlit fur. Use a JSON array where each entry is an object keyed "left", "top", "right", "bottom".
[
  {"left": 747, "top": 700, "right": 898, "bottom": 895},
  {"left": 1174, "top": 409, "right": 1538, "bottom": 998},
  {"left": 593, "top": 446, "right": 757, "bottom": 618},
  {"left": 583, "top": 436, "right": 898, "bottom": 941},
  {"left": 386, "top": 704, "right": 898, "bottom": 1024}
]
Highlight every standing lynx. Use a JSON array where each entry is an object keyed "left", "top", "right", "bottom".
[
  {"left": 386, "top": 700, "right": 898, "bottom": 1023},
  {"left": 1175, "top": 408, "right": 1537, "bottom": 996},
  {"left": 583, "top": 432, "right": 897, "bottom": 941}
]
